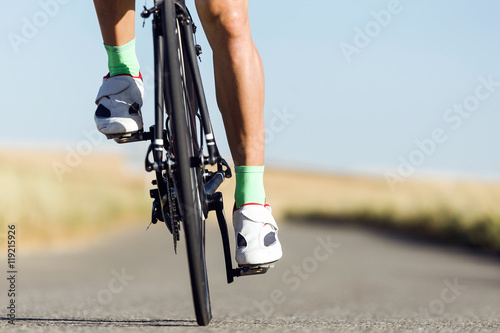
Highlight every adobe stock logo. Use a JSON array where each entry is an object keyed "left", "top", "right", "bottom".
[
  {"left": 7, "top": 0, "right": 72, "bottom": 53},
  {"left": 385, "top": 74, "right": 499, "bottom": 191},
  {"left": 77, "top": 268, "right": 136, "bottom": 312},
  {"left": 339, "top": 0, "right": 410, "bottom": 64},
  {"left": 253, "top": 235, "right": 340, "bottom": 319},
  {"left": 419, "top": 278, "right": 467, "bottom": 316},
  {"left": 52, "top": 129, "right": 106, "bottom": 182}
]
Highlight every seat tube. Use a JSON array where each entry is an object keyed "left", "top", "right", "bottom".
[{"left": 153, "top": 12, "right": 165, "bottom": 165}]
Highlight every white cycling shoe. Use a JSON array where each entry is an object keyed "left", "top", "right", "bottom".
[
  {"left": 94, "top": 74, "right": 144, "bottom": 138},
  {"left": 233, "top": 203, "right": 282, "bottom": 267}
]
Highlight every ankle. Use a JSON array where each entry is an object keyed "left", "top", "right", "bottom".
[
  {"left": 105, "top": 38, "right": 140, "bottom": 77},
  {"left": 234, "top": 165, "right": 265, "bottom": 208}
]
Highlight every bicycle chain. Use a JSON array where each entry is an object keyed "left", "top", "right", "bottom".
[{"left": 167, "top": 173, "right": 181, "bottom": 253}]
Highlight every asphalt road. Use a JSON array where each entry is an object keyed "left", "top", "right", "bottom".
[{"left": 2, "top": 219, "right": 500, "bottom": 332}]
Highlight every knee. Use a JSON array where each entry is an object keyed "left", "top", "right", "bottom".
[
  {"left": 217, "top": 8, "right": 249, "bottom": 39},
  {"left": 196, "top": 0, "right": 250, "bottom": 41}
]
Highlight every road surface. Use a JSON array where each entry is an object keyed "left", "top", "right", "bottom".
[{"left": 2, "top": 219, "right": 500, "bottom": 332}]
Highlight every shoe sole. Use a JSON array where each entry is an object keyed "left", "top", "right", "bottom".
[
  {"left": 104, "top": 130, "right": 145, "bottom": 143},
  {"left": 238, "top": 260, "right": 277, "bottom": 269},
  {"left": 235, "top": 264, "right": 274, "bottom": 277}
]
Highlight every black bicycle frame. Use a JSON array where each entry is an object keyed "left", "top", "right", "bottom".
[
  {"left": 138, "top": 0, "right": 268, "bottom": 289},
  {"left": 147, "top": 0, "right": 215, "bottom": 223},
  {"left": 152, "top": 0, "right": 219, "bottom": 168}
]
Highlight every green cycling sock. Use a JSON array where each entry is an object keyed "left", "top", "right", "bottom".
[
  {"left": 104, "top": 39, "right": 140, "bottom": 77},
  {"left": 234, "top": 165, "right": 266, "bottom": 208}
]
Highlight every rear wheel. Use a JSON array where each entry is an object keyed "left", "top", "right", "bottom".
[
  {"left": 172, "top": 124, "right": 210, "bottom": 326},
  {"left": 162, "top": 1, "right": 211, "bottom": 326}
]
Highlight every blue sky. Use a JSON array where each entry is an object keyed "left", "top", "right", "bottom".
[{"left": 1, "top": 0, "right": 499, "bottom": 181}]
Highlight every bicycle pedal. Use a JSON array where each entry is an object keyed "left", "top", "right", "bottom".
[
  {"left": 233, "top": 263, "right": 275, "bottom": 277},
  {"left": 110, "top": 131, "right": 146, "bottom": 143},
  {"left": 103, "top": 133, "right": 129, "bottom": 140}
]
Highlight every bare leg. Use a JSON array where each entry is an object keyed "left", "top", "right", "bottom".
[
  {"left": 93, "top": 0, "right": 143, "bottom": 137},
  {"left": 94, "top": 0, "right": 264, "bottom": 165},
  {"left": 195, "top": 0, "right": 265, "bottom": 166},
  {"left": 94, "top": 0, "right": 136, "bottom": 46}
]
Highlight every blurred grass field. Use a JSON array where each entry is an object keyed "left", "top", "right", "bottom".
[
  {"left": 0, "top": 150, "right": 150, "bottom": 250},
  {"left": 1, "top": 150, "right": 500, "bottom": 252},
  {"left": 265, "top": 169, "right": 500, "bottom": 252}
]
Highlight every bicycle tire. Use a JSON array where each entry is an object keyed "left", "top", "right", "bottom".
[{"left": 161, "top": 0, "right": 211, "bottom": 326}]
